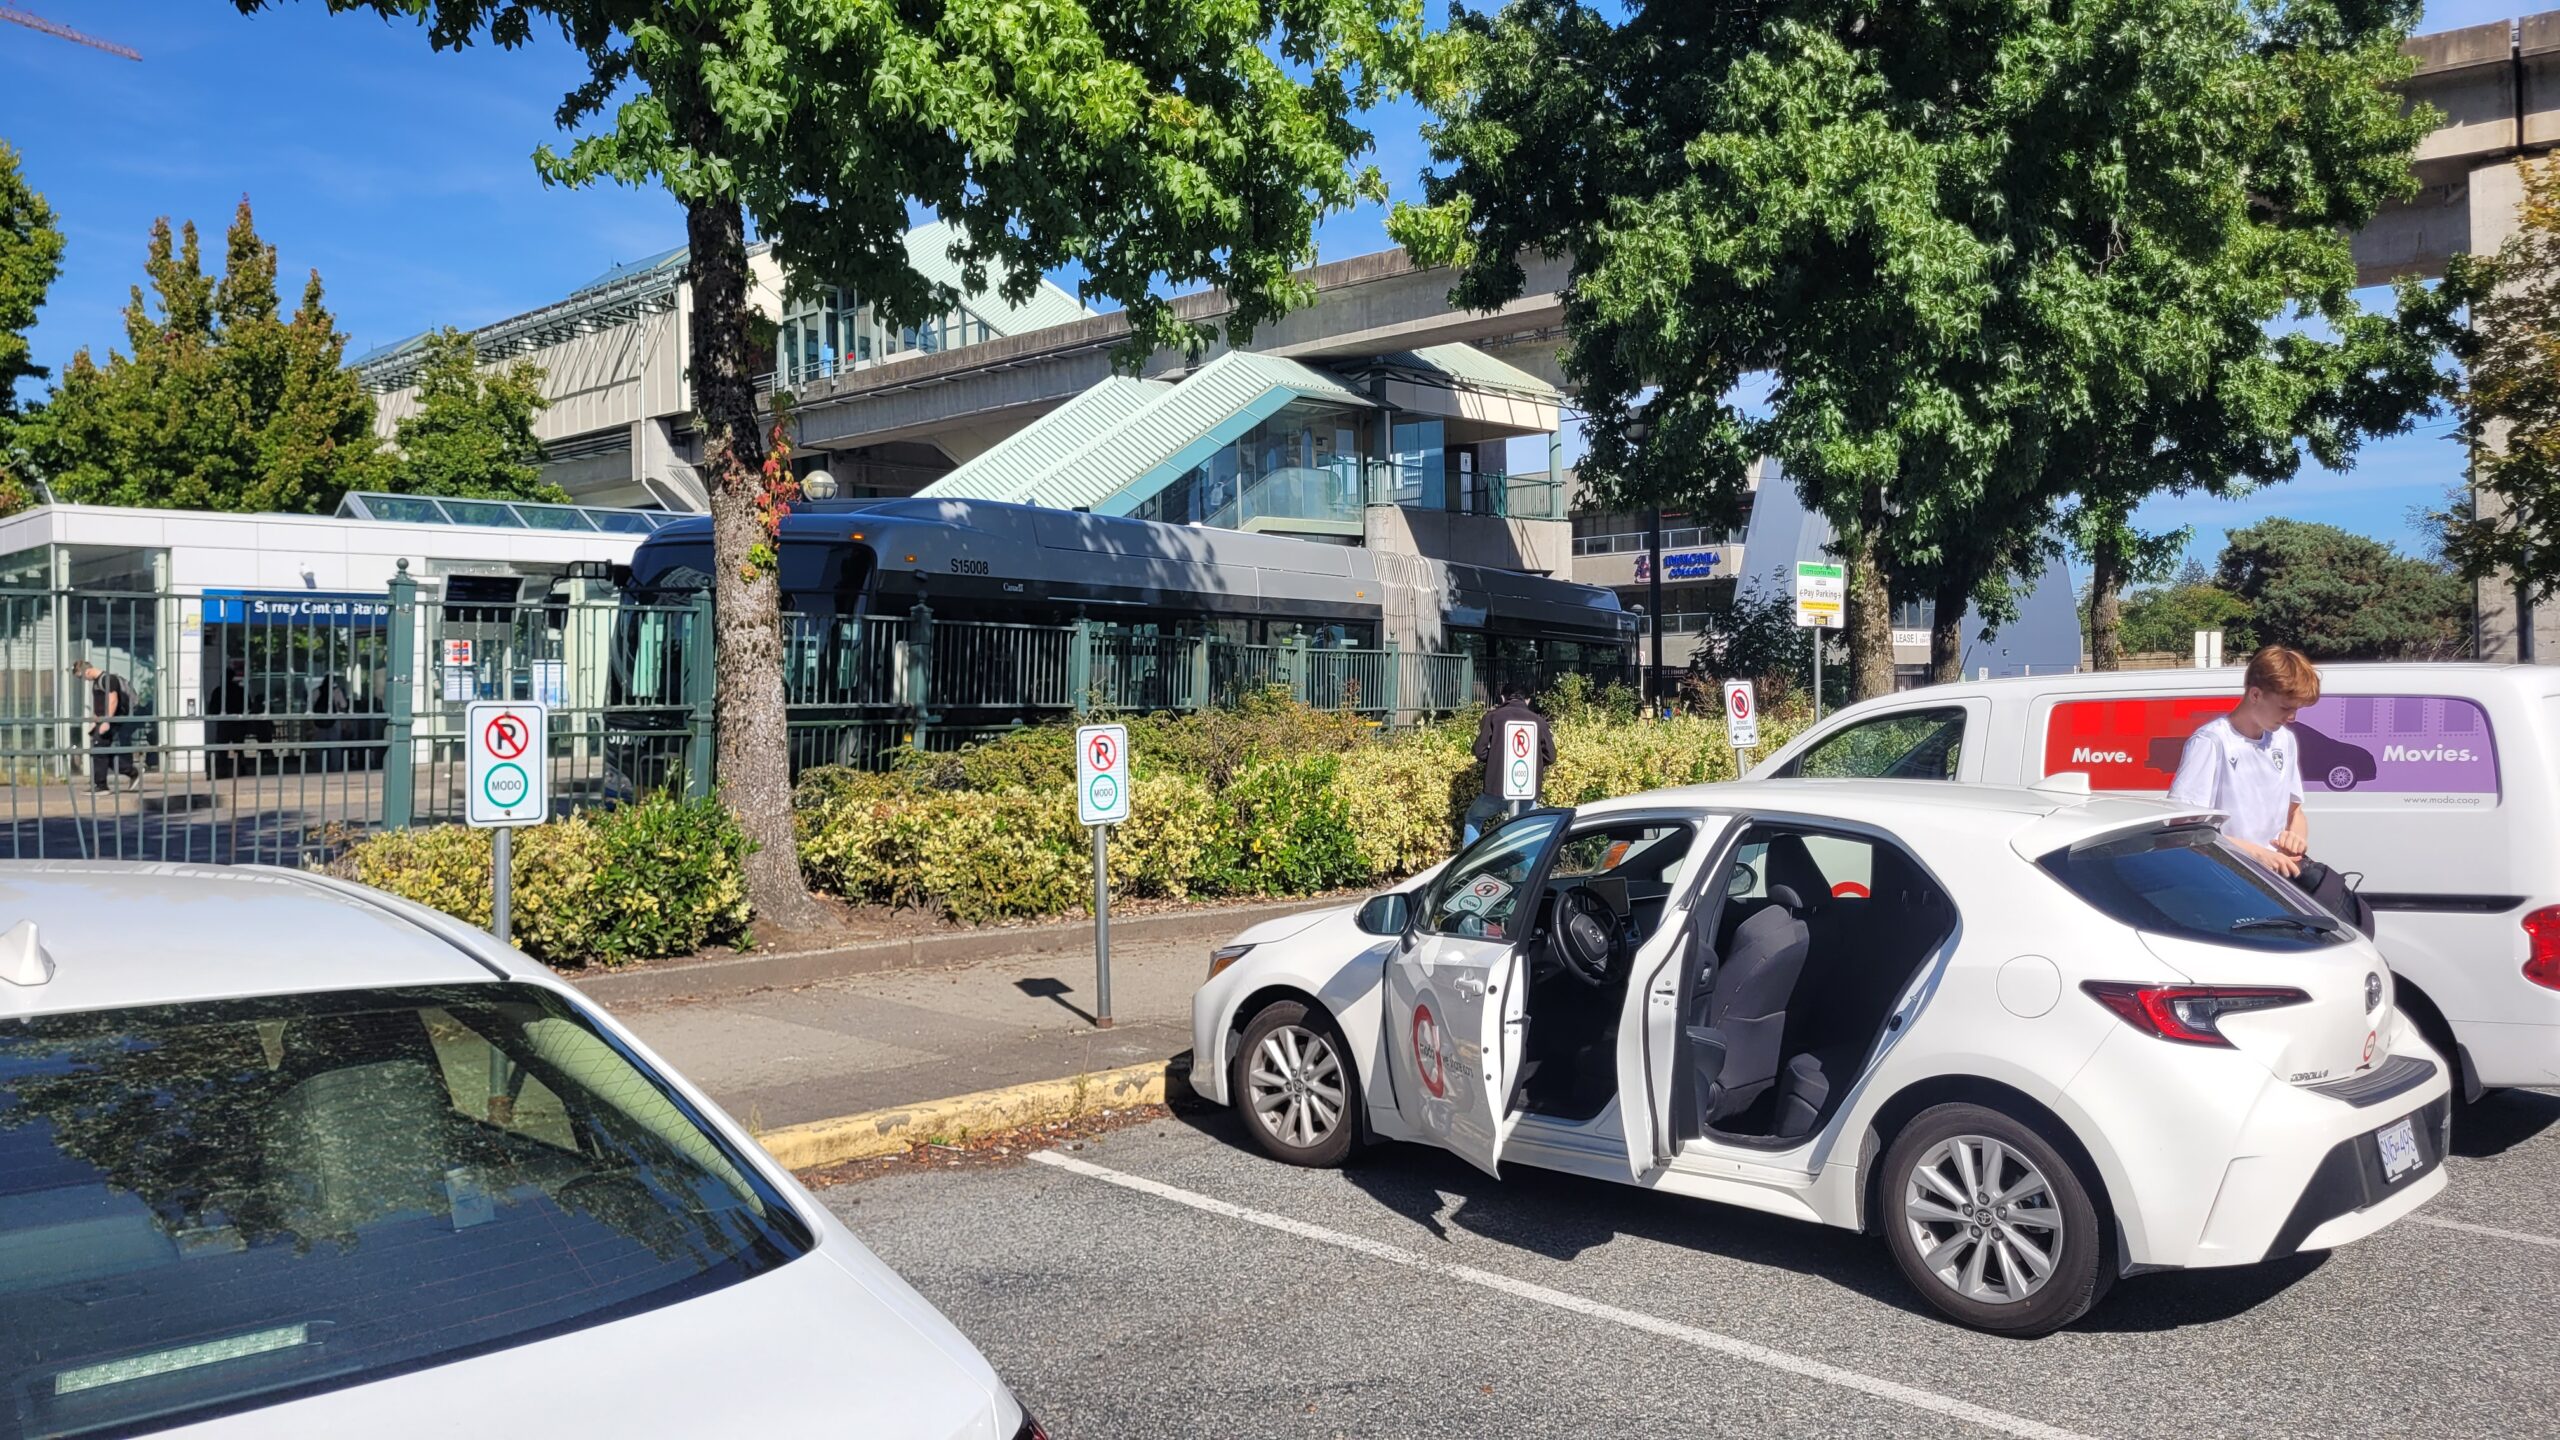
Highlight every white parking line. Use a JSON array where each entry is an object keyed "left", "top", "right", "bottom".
[
  {"left": 2408, "top": 1214, "right": 2560, "bottom": 1249},
  {"left": 1029, "top": 1149, "right": 2101, "bottom": 1440}
]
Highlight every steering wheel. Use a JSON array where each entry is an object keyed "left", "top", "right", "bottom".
[{"left": 1548, "top": 886, "right": 1621, "bottom": 988}]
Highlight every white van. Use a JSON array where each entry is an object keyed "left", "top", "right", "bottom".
[{"left": 1752, "top": 663, "right": 2560, "bottom": 1096}]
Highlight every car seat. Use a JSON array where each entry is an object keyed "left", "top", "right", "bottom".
[{"left": 1689, "top": 884, "right": 1811, "bottom": 1126}]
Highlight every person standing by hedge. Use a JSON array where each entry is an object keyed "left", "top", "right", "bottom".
[{"left": 1466, "top": 682, "right": 1552, "bottom": 847}]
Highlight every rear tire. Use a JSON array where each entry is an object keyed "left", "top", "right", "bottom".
[
  {"left": 1881, "top": 1103, "right": 2112, "bottom": 1337},
  {"left": 1232, "top": 1001, "right": 1360, "bottom": 1169}
]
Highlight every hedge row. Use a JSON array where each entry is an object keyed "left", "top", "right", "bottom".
[
  {"left": 334, "top": 791, "right": 752, "bottom": 968},
  {"left": 794, "top": 687, "right": 1808, "bottom": 924}
]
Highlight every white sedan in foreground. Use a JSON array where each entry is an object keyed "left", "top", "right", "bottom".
[
  {"left": 0, "top": 862, "right": 1042, "bottom": 1439},
  {"left": 1192, "top": 778, "right": 2451, "bottom": 1335}
]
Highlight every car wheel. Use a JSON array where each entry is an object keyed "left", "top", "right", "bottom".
[
  {"left": 1881, "top": 1103, "right": 2111, "bottom": 1337},
  {"left": 2326, "top": 764, "right": 2357, "bottom": 792},
  {"left": 1232, "top": 1000, "right": 1359, "bottom": 1168}
]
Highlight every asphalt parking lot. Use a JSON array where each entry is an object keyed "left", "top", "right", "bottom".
[{"left": 821, "top": 1087, "right": 2560, "bottom": 1439}]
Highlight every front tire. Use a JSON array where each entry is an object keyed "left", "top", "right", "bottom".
[
  {"left": 2326, "top": 764, "right": 2357, "bottom": 792},
  {"left": 1881, "top": 1103, "right": 2111, "bottom": 1336},
  {"left": 1232, "top": 1001, "right": 1360, "bottom": 1168}
]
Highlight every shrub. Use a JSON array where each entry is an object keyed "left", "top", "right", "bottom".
[
  {"left": 1335, "top": 737, "right": 1473, "bottom": 880},
  {"left": 1109, "top": 773, "right": 1223, "bottom": 899},
  {"left": 341, "top": 794, "right": 749, "bottom": 968},
  {"left": 1205, "top": 753, "right": 1365, "bottom": 895},
  {"left": 913, "top": 789, "right": 1086, "bottom": 923}
]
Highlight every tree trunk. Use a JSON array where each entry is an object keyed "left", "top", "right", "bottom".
[
  {"left": 1930, "top": 572, "right": 1969, "bottom": 685},
  {"left": 2087, "top": 524, "right": 2125, "bottom": 671},
  {"left": 687, "top": 191, "right": 829, "bottom": 933},
  {"left": 1847, "top": 485, "right": 1897, "bottom": 700}
]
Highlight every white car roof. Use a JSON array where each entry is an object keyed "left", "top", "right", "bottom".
[
  {"left": 1811, "top": 660, "right": 2560, "bottom": 709},
  {"left": 1576, "top": 777, "right": 2213, "bottom": 855},
  {"left": 0, "top": 862, "right": 501, "bottom": 1018}
]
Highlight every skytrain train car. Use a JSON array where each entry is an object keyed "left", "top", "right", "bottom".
[{"left": 605, "top": 496, "right": 1635, "bottom": 773}]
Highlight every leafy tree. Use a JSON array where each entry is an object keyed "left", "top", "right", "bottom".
[
  {"left": 0, "top": 139, "right": 64, "bottom": 512},
  {"left": 2067, "top": 501, "right": 2189, "bottom": 671},
  {"left": 2214, "top": 517, "right": 2468, "bottom": 659},
  {"left": 30, "top": 199, "right": 383, "bottom": 511},
  {"left": 252, "top": 0, "right": 1442, "bottom": 930},
  {"left": 2117, "top": 579, "right": 2256, "bottom": 658},
  {"left": 2437, "top": 154, "right": 2560, "bottom": 612},
  {"left": 1391, "top": 0, "right": 2435, "bottom": 700},
  {"left": 387, "top": 327, "right": 563, "bottom": 501},
  {"left": 1678, "top": 568, "right": 1844, "bottom": 711}
]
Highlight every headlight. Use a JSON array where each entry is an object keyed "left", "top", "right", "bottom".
[{"left": 1207, "top": 942, "right": 1254, "bottom": 979}]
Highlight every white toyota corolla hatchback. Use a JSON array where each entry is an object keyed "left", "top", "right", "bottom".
[
  {"left": 0, "top": 863, "right": 1042, "bottom": 1439},
  {"left": 1191, "top": 778, "right": 2453, "bottom": 1335}
]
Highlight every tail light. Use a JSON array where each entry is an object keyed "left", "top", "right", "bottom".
[
  {"left": 2526, "top": 907, "right": 2560, "bottom": 992},
  {"left": 2081, "top": 982, "right": 2310, "bottom": 1046}
]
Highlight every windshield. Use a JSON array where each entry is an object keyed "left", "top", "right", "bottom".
[
  {"left": 1, "top": 983, "right": 809, "bottom": 1438},
  {"left": 2038, "top": 824, "right": 2348, "bottom": 952}
]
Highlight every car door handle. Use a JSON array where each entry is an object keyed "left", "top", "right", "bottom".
[{"left": 1453, "top": 976, "right": 1489, "bottom": 1000}]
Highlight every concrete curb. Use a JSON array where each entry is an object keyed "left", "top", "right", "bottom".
[
  {"left": 569, "top": 896, "right": 1339, "bottom": 1005},
  {"left": 757, "top": 1056, "right": 1188, "bottom": 1172}
]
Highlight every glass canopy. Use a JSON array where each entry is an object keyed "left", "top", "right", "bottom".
[{"left": 335, "top": 493, "right": 686, "bottom": 534}]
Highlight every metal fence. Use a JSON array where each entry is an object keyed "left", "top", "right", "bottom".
[{"left": 0, "top": 577, "right": 1506, "bottom": 862}]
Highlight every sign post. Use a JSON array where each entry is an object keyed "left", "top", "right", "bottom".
[
  {"left": 1723, "top": 679, "right": 1759, "bottom": 776},
  {"left": 1499, "top": 717, "right": 1539, "bottom": 821},
  {"left": 1075, "top": 723, "right": 1132, "bottom": 1028},
  {"left": 466, "top": 701, "right": 548, "bottom": 945},
  {"left": 1793, "top": 562, "right": 1845, "bottom": 721}
]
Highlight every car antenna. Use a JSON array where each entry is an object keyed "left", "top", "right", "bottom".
[
  {"left": 2031, "top": 772, "right": 2093, "bottom": 799},
  {"left": 1, "top": 920, "right": 55, "bottom": 987}
]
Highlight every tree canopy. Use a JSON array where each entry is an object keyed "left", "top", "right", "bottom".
[
  {"left": 1391, "top": 0, "right": 2438, "bottom": 697},
  {"left": 29, "top": 199, "right": 383, "bottom": 513},
  {"left": 2214, "top": 517, "right": 2468, "bottom": 659},
  {"left": 259, "top": 0, "right": 1448, "bottom": 929},
  {"left": 385, "top": 327, "right": 563, "bottom": 502},
  {"left": 0, "top": 139, "right": 64, "bottom": 513}
]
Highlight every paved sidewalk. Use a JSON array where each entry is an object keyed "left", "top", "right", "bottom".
[{"left": 611, "top": 918, "right": 1253, "bottom": 1132}]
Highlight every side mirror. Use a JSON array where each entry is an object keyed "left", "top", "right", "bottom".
[
  {"left": 1725, "top": 859, "right": 1760, "bottom": 900},
  {"left": 1356, "top": 892, "right": 1411, "bottom": 937}
]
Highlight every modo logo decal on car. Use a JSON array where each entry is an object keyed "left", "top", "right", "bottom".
[{"left": 1411, "top": 1001, "right": 1446, "bottom": 1099}]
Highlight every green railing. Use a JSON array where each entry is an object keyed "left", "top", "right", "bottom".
[{"left": 0, "top": 573, "right": 1500, "bottom": 860}]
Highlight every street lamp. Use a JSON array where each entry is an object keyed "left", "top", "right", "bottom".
[
  {"left": 1622, "top": 417, "right": 1663, "bottom": 710},
  {"left": 801, "top": 469, "right": 839, "bottom": 501}
]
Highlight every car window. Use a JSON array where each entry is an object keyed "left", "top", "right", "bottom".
[
  {"left": 0, "top": 983, "right": 811, "bottom": 1437},
  {"left": 1548, "top": 822, "right": 1697, "bottom": 949},
  {"left": 1784, "top": 707, "right": 1967, "bottom": 780},
  {"left": 2039, "top": 824, "right": 2348, "bottom": 951},
  {"left": 1426, "top": 812, "right": 1565, "bottom": 941}
]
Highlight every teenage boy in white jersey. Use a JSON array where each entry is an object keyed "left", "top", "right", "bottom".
[
  {"left": 2167, "top": 645, "right": 2316, "bottom": 877},
  {"left": 2167, "top": 645, "right": 2373, "bottom": 935}
]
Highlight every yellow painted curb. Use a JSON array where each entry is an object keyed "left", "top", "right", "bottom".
[{"left": 757, "top": 1059, "right": 1174, "bottom": 1172}]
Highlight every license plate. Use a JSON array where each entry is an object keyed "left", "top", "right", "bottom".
[{"left": 2375, "top": 1116, "right": 2422, "bottom": 1182}]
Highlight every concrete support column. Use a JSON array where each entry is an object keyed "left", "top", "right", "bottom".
[{"left": 2466, "top": 159, "right": 2560, "bottom": 662}]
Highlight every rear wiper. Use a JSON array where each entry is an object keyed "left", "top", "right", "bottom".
[{"left": 2231, "top": 914, "right": 2342, "bottom": 936}]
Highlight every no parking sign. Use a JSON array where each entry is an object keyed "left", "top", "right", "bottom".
[
  {"left": 1500, "top": 719, "right": 1539, "bottom": 801},
  {"left": 1076, "top": 723, "right": 1131, "bottom": 825},
  {"left": 467, "top": 701, "right": 548, "bottom": 827}
]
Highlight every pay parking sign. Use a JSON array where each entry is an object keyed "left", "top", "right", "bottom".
[
  {"left": 1076, "top": 723, "right": 1132, "bottom": 825},
  {"left": 466, "top": 702, "right": 548, "bottom": 827}
]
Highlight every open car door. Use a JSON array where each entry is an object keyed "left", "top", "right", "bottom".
[
  {"left": 1382, "top": 810, "right": 1569, "bottom": 1177},
  {"left": 1614, "top": 816, "right": 1740, "bottom": 1179}
]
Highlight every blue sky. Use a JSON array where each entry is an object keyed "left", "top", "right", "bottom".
[{"left": 0, "top": 0, "right": 2521, "bottom": 565}]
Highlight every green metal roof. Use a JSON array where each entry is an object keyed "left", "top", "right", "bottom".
[
  {"left": 1363, "top": 343, "right": 1560, "bottom": 401},
  {"left": 916, "top": 352, "right": 1373, "bottom": 514},
  {"left": 902, "top": 220, "right": 1092, "bottom": 336}
]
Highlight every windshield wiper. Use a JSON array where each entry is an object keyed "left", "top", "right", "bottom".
[{"left": 2231, "top": 914, "right": 2341, "bottom": 936}]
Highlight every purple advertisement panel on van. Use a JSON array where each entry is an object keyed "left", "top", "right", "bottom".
[{"left": 2293, "top": 695, "right": 2499, "bottom": 796}]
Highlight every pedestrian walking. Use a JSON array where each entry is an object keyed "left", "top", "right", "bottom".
[
  {"left": 1465, "top": 681, "right": 1553, "bottom": 847},
  {"left": 75, "top": 657, "right": 141, "bottom": 793},
  {"left": 2165, "top": 644, "right": 2374, "bottom": 937}
]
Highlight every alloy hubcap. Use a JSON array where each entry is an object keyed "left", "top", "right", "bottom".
[
  {"left": 1903, "top": 1135, "right": 2064, "bottom": 1305},
  {"left": 1248, "top": 1025, "right": 1346, "bottom": 1149}
]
